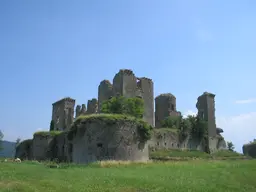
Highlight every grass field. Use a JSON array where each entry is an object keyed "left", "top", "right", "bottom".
[{"left": 1, "top": 159, "right": 256, "bottom": 192}]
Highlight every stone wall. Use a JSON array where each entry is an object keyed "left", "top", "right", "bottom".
[
  {"left": 196, "top": 92, "right": 217, "bottom": 137},
  {"left": 148, "top": 129, "right": 203, "bottom": 151},
  {"left": 54, "top": 132, "right": 71, "bottom": 162},
  {"left": 52, "top": 97, "right": 75, "bottom": 131},
  {"left": 70, "top": 119, "right": 149, "bottom": 164},
  {"left": 98, "top": 80, "right": 113, "bottom": 113},
  {"left": 97, "top": 69, "right": 155, "bottom": 126},
  {"left": 243, "top": 143, "right": 256, "bottom": 158},
  {"left": 87, "top": 98, "right": 98, "bottom": 114},
  {"left": 15, "top": 139, "right": 33, "bottom": 160},
  {"left": 137, "top": 78, "right": 154, "bottom": 127},
  {"left": 32, "top": 134, "right": 55, "bottom": 161},
  {"left": 155, "top": 93, "right": 181, "bottom": 128}
]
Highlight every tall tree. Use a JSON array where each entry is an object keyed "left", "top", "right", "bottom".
[
  {"left": 0, "top": 130, "right": 4, "bottom": 151},
  {"left": 227, "top": 141, "right": 235, "bottom": 151}
]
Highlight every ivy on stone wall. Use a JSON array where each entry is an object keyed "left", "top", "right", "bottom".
[{"left": 160, "top": 115, "right": 208, "bottom": 144}]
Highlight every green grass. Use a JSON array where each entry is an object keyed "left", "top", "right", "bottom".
[
  {"left": 33, "top": 131, "right": 63, "bottom": 137},
  {"left": 150, "top": 149, "right": 247, "bottom": 160},
  {"left": 1, "top": 160, "right": 256, "bottom": 192}
]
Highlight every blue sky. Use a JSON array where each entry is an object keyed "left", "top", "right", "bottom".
[{"left": 1, "top": 0, "right": 256, "bottom": 152}]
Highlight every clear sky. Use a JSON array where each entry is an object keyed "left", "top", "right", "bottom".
[{"left": 1, "top": 0, "right": 255, "bottom": 152}]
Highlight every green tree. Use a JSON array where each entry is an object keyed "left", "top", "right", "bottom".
[
  {"left": 101, "top": 96, "right": 144, "bottom": 118},
  {"left": 50, "top": 120, "right": 55, "bottom": 131},
  {"left": 0, "top": 130, "right": 3, "bottom": 151},
  {"left": 190, "top": 115, "right": 208, "bottom": 140},
  {"left": 227, "top": 141, "right": 235, "bottom": 151},
  {"left": 161, "top": 116, "right": 181, "bottom": 129}
]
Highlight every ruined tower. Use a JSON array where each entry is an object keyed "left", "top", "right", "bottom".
[
  {"left": 87, "top": 98, "right": 98, "bottom": 114},
  {"left": 51, "top": 97, "right": 75, "bottom": 131},
  {"left": 155, "top": 93, "right": 181, "bottom": 128},
  {"left": 98, "top": 80, "right": 113, "bottom": 113},
  {"left": 196, "top": 92, "right": 217, "bottom": 137},
  {"left": 97, "top": 69, "right": 154, "bottom": 126}
]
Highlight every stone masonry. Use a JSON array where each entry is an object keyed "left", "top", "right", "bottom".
[
  {"left": 97, "top": 69, "right": 154, "bottom": 126},
  {"left": 52, "top": 97, "right": 75, "bottom": 131},
  {"left": 16, "top": 69, "right": 227, "bottom": 163},
  {"left": 196, "top": 92, "right": 217, "bottom": 137},
  {"left": 155, "top": 93, "right": 181, "bottom": 128}
]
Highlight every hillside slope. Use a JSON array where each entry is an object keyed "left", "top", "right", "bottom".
[{"left": 0, "top": 140, "right": 15, "bottom": 158}]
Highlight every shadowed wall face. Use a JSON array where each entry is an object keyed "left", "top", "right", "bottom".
[
  {"left": 196, "top": 92, "right": 217, "bottom": 137},
  {"left": 155, "top": 94, "right": 180, "bottom": 128},
  {"left": 138, "top": 78, "right": 154, "bottom": 127},
  {"left": 52, "top": 98, "right": 75, "bottom": 131},
  {"left": 71, "top": 121, "right": 149, "bottom": 164},
  {"left": 87, "top": 99, "right": 98, "bottom": 114},
  {"left": 98, "top": 80, "right": 113, "bottom": 113}
]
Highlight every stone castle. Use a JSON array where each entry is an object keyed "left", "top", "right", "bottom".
[{"left": 16, "top": 69, "right": 226, "bottom": 163}]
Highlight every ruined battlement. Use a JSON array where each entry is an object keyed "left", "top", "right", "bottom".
[
  {"left": 203, "top": 92, "right": 215, "bottom": 98},
  {"left": 100, "top": 80, "right": 112, "bottom": 87},
  {"left": 138, "top": 77, "right": 153, "bottom": 82},
  {"left": 52, "top": 97, "right": 75, "bottom": 105},
  {"left": 155, "top": 93, "right": 176, "bottom": 99},
  {"left": 119, "top": 69, "right": 135, "bottom": 76}
]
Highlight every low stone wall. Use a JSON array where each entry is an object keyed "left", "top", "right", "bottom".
[
  {"left": 54, "top": 132, "right": 71, "bottom": 162},
  {"left": 243, "top": 143, "right": 256, "bottom": 158},
  {"left": 148, "top": 129, "right": 203, "bottom": 151},
  {"left": 32, "top": 134, "right": 55, "bottom": 160},
  {"left": 15, "top": 139, "right": 33, "bottom": 160},
  {"left": 70, "top": 119, "right": 149, "bottom": 164}
]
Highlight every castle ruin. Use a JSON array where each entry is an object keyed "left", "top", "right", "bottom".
[{"left": 16, "top": 69, "right": 227, "bottom": 163}]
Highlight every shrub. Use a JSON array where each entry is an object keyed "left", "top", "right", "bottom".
[
  {"left": 161, "top": 116, "right": 181, "bottom": 129},
  {"left": 33, "top": 131, "right": 62, "bottom": 137},
  {"left": 101, "top": 96, "right": 144, "bottom": 118}
]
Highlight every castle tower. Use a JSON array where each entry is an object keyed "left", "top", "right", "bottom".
[
  {"left": 196, "top": 92, "right": 217, "bottom": 137},
  {"left": 51, "top": 97, "right": 75, "bottom": 131},
  {"left": 155, "top": 93, "right": 181, "bottom": 128},
  {"left": 87, "top": 98, "right": 98, "bottom": 114},
  {"left": 112, "top": 69, "right": 154, "bottom": 127},
  {"left": 112, "top": 69, "right": 137, "bottom": 98},
  {"left": 98, "top": 80, "right": 113, "bottom": 113},
  {"left": 137, "top": 77, "right": 154, "bottom": 127}
]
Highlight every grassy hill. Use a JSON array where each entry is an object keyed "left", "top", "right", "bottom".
[
  {"left": 1, "top": 160, "right": 256, "bottom": 192},
  {"left": 0, "top": 140, "right": 15, "bottom": 158}
]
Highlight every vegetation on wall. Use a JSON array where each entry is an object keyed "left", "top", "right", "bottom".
[
  {"left": 161, "top": 115, "right": 208, "bottom": 144},
  {"left": 68, "top": 114, "right": 152, "bottom": 142},
  {"left": 100, "top": 96, "right": 144, "bottom": 119},
  {"left": 33, "top": 131, "right": 62, "bottom": 137}
]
